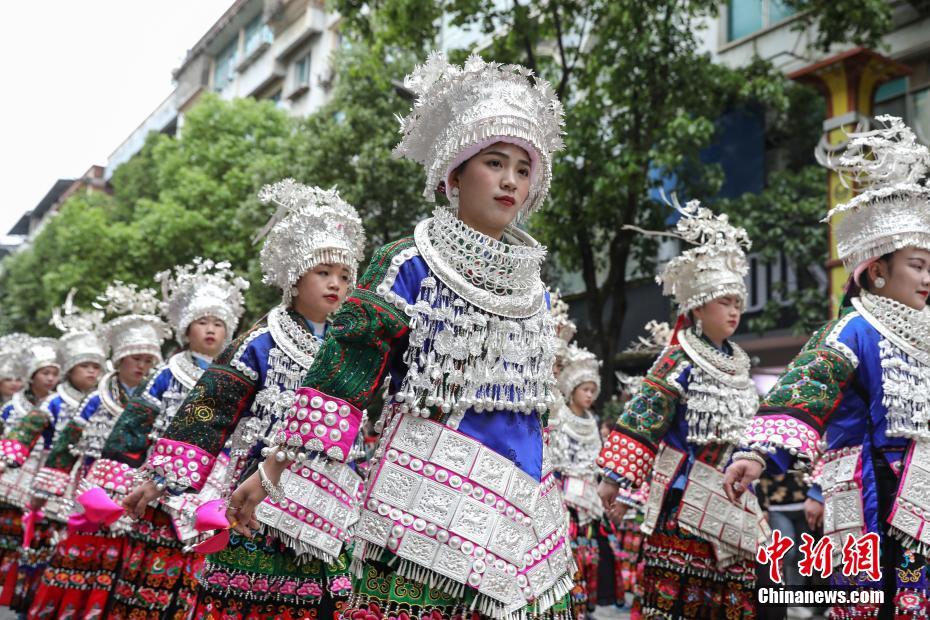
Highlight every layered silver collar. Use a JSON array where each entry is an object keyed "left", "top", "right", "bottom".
[
  {"left": 268, "top": 305, "right": 321, "bottom": 369},
  {"left": 854, "top": 291, "right": 930, "bottom": 439},
  {"left": 677, "top": 328, "right": 758, "bottom": 445},
  {"left": 854, "top": 291, "right": 930, "bottom": 366},
  {"left": 167, "top": 350, "right": 207, "bottom": 391},
  {"left": 57, "top": 380, "right": 87, "bottom": 410},
  {"left": 414, "top": 207, "right": 547, "bottom": 319}
]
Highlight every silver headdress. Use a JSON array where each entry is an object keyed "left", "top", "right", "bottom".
[
  {"left": 625, "top": 320, "right": 672, "bottom": 353},
  {"left": 156, "top": 258, "right": 249, "bottom": 345},
  {"left": 256, "top": 180, "right": 365, "bottom": 305},
  {"left": 0, "top": 333, "right": 30, "bottom": 380},
  {"left": 16, "top": 337, "right": 60, "bottom": 380},
  {"left": 95, "top": 281, "right": 170, "bottom": 363},
  {"left": 550, "top": 290, "right": 577, "bottom": 361},
  {"left": 629, "top": 198, "right": 751, "bottom": 313},
  {"left": 822, "top": 115, "right": 930, "bottom": 277},
  {"left": 559, "top": 343, "right": 602, "bottom": 399},
  {"left": 393, "top": 51, "right": 565, "bottom": 220},
  {"left": 51, "top": 289, "right": 107, "bottom": 374}
]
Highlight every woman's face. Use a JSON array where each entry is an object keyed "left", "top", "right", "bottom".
[
  {"left": 187, "top": 316, "right": 228, "bottom": 358},
  {"left": 117, "top": 353, "right": 158, "bottom": 388},
  {"left": 0, "top": 378, "right": 22, "bottom": 398},
  {"left": 31, "top": 366, "right": 60, "bottom": 395},
  {"left": 571, "top": 381, "right": 598, "bottom": 412},
  {"left": 67, "top": 361, "right": 102, "bottom": 393},
  {"left": 450, "top": 142, "right": 532, "bottom": 240},
  {"left": 867, "top": 247, "right": 930, "bottom": 310},
  {"left": 692, "top": 294, "right": 743, "bottom": 344},
  {"left": 292, "top": 263, "right": 350, "bottom": 322}
]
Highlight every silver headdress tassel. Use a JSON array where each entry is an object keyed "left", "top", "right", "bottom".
[
  {"left": 95, "top": 281, "right": 170, "bottom": 363},
  {"left": 393, "top": 51, "right": 565, "bottom": 220},
  {"left": 558, "top": 344, "right": 602, "bottom": 401},
  {"left": 0, "top": 334, "right": 30, "bottom": 381},
  {"left": 51, "top": 289, "right": 107, "bottom": 374},
  {"left": 156, "top": 258, "right": 249, "bottom": 345},
  {"left": 549, "top": 289, "right": 577, "bottom": 362},
  {"left": 255, "top": 180, "right": 365, "bottom": 305},
  {"left": 628, "top": 197, "right": 751, "bottom": 313},
  {"left": 16, "top": 337, "right": 60, "bottom": 380},
  {"left": 821, "top": 115, "right": 930, "bottom": 279}
]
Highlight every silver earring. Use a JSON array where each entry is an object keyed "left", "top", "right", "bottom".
[
  {"left": 290, "top": 286, "right": 299, "bottom": 298},
  {"left": 874, "top": 276, "right": 886, "bottom": 289},
  {"left": 695, "top": 318, "right": 703, "bottom": 337}
]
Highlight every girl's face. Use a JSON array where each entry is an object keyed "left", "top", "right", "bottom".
[
  {"left": 67, "top": 361, "right": 102, "bottom": 393},
  {"left": 450, "top": 142, "right": 532, "bottom": 240},
  {"left": 0, "top": 378, "right": 22, "bottom": 398},
  {"left": 117, "top": 353, "right": 158, "bottom": 388},
  {"left": 571, "top": 381, "right": 598, "bottom": 412},
  {"left": 187, "top": 316, "right": 228, "bottom": 358},
  {"left": 292, "top": 263, "right": 350, "bottom": 322},
  {"left": 31, "top": 366, "right": 60, "bottom": 396},
  {"left": 692, "top": 294, "right": 743, "bottom": 345},
  {"left": 868, "top": 247, "right": 930, "bottom": 310}
]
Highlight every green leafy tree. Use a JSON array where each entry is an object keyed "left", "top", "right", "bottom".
[{"left": 330, "top": 0, "right": 894, "bottom": 400}]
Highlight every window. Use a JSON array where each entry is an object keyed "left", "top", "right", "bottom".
[
  {"left": 913, "top": 88, "right": 930, "bottom": 145},
  {"left": 295, "top": 53, "right": 311, "bottom": 88},
  {"left": 874, "top": 77, "right": 907, "bottom": 121},
  {"left": 213, "top": 39, "right": 238, "bottom": 91},
  {"left": 243, "top": 16, "right": 272, "bottom": 57},
  {"left": 727, "top": 0, "right": 796, "bottom": 42}
]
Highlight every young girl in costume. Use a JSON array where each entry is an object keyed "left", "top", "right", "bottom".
[
  {"left": 598, "top": 200, "right": 767, "bottom": 620},
  {"left": 124, "top": 183, "right": 365, "bottom": 619},
  {"left": 28, "top": 282, "right": 166, "bottom": 618},
  {"left": 552, "top": 344, "right": 603, "bottom": 619},
  {"left": 227, "top": 53, "right": 574, "bottom": 620},
  {"left": 94, "top": 258, "right": 248, "bottom": 620},
  {"left": 725, "top": 116, "right": 930, "bottom": 619},
  {"left": 0, "top": 296, "right": 107, "bottom": 610},
  {"left": 0, "top": 337, "right": 62, "bottom": 610}
]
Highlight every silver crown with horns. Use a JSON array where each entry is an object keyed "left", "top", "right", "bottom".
[
  {"left": 0, "top": 334, "right": 30, "bottom": 381},
  {"left": 393, "top": 52, "right": 565, "bottom": 220},
  {"left": 51, "top": 289, "right": 107, "bottom": 374},
  {"left": 628, "top": 197, "right": 751, "bottom": 313},
  {"left": 156, "top": 258, "right": 249, "bottom": 345},
  {"left": 821, "top": 115, "right": 930, "bottom": 276},
  {"left": 94, "top": 281, "right": 170, "bottom": 363},
  {"left": 256, "top": 180, "right": 366, "bottom": 305},
  {"left": 16, "top": 337, "right": 60, "bottom": 380}
]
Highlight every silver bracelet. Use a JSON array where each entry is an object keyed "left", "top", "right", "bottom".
[
  {"left": 732, "top": 450, "right": 767, "bottom": 470},
  {"left": 257, "top": 462, "right": 285, "bottom": 503}
]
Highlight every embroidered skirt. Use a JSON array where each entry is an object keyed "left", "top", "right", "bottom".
[
  {"left": 637, "top": 491, "right": 755, "bottom": 620},
  {"left": 106, "top": 506, "right": 204, "bottom": 620},
  {"left": 568, "top": 512, "right": 598, "bottom": 619},
  {"left": 343, "top": 555, "right": 573, "bottom": 620},
  {"left": 28, "top": 530, "right": 125, "bottom": 619},
  {"left": 191, "top": 530, "right": 352, "bottom": 620}
]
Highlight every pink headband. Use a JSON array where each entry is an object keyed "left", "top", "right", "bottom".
[{"left": 444, "top": 136, "right": 539, "bottom": 194}]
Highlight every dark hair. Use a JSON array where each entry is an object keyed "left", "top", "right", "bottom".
[{"left": 859, "top": 252, "right": 895, "bottom": 293}]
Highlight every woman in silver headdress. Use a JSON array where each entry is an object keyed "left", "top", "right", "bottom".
[
  {"left": 221, "top": 52, "right": 573, "bottom": 620},
  {"left": 725, "top": 116, "right": 930, "bottom": 619},
  {"left": 597, "top": 200, "right": 766, "bottom": 619}
]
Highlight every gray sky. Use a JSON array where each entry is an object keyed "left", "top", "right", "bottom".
[{"left": 0, "top": 0, "right": 232, "bottom": 235}]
